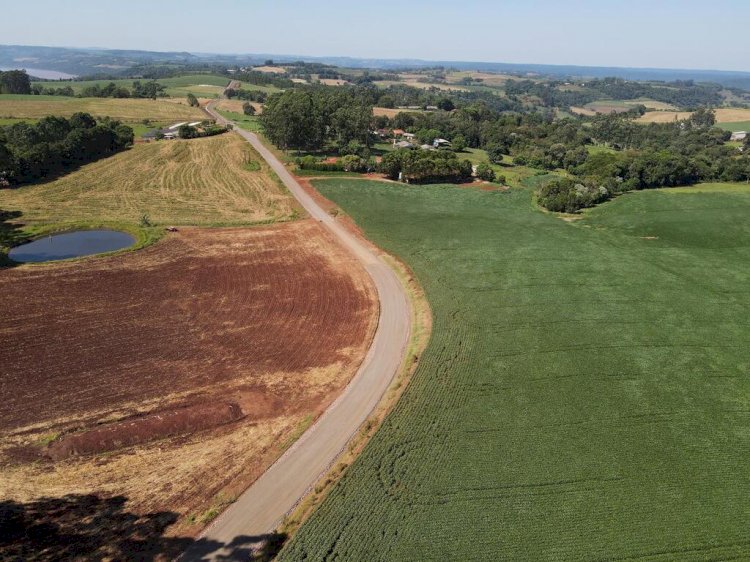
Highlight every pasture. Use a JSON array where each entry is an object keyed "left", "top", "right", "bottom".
[
  {"left": 216, "top": 109, "right": 262, "bottom": 132},
  {"left": 278, "top": 178, "right": 750, "bottom": 560},
  {"left": 0, "top": 94, "right": 204, "bottom": 122},
  {"left": 0, "top": 133, "right": 297, "bottom": 233},
  {"left": 0, "top": 221, "right": 377, "bottom": 555},
  {"left": 31, "top": 74, "right": 231, "bottom": 98}
]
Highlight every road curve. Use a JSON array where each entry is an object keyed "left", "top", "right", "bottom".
[{"left": 180, "top": 104, "right": 412, "bottom": 560}]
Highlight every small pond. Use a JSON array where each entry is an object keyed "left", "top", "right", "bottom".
[{"left": 9, "top": 230, "right": 136, "bottom": 263}]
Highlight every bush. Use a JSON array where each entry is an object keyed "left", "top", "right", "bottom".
[
  {"left": 242, "top": 102, "right": 256, "bottom": 116},
  {"left": 296, "top": 156, "right": 345, "bottom": 172},
  {"left": 485, "top": 143, "right": 505, "bottom": 164},
  {"left": 451, "top": 135, "right": 467, "bottom": 152},
  {"left": 537, "top": 178, "right": 610, "bottom": 213},
  {"left": 476, "top": 162, "right": 496, "bottom": 182},
  {"left": 178, "top": 125, "right": 227, "bottom": 140}
]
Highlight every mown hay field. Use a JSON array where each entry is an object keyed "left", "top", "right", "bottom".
[
  {"left": 0, "top": 94, "right": 204, "bottom": 122},
  {"left": 572, "top": 99, "right": 678, "bottom": 116},
  {"left": 0, "top": 134, "right": 297, "bottom": 228},
  {"left": 637, "top": 107, "right": 750, "bottom": 127},
  {"left": 278, "top": 179, "right": 750, "bottom": 561}
]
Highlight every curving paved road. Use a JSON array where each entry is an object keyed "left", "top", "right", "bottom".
[{"left": 180, "top": 104, "right": 412, "bottom": 560}]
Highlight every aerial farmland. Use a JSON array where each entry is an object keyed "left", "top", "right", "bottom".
[{"left": 3, "top": 4, "right": 750, "bottom": 559}]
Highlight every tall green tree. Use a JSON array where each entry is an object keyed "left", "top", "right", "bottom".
[
  {"left": 260, "top": 90, "right": 325, "bottom": 152},
  {"left": 0, "top": 70, "right": 31, "bottom": 94},
  {"left": 331, "top": 103, "right": 372, "bottom": 147}
]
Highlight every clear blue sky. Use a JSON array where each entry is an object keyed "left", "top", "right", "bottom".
[{"left": 3, "top": 0, "right": 748, "bottom": 71}]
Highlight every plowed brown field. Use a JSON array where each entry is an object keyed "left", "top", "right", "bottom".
[{"left": 0, "top": 221, "right": 377, "bottom": 555}]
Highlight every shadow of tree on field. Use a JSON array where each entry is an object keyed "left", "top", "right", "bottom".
[
  {"left": 0, "top": 493, "right": 289, "bottom": 561},
  {"left": 185, "top": 531, "right": 288, "bottom": 562},
  {"left": 0, "top": 494, "right": 194, "bottom": 561},
  {"left": 0, "top": 209, "right": 27, "bottom": 267}
]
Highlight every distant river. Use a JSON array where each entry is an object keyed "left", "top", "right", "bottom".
[{"left": 0, "top": 67, "right": 77, "bottom": 80}]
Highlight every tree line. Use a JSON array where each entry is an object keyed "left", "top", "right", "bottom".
[
  {"left": 504, "top": 77, "right": 724, "bottom": 111},
  {"left": 0, "top": 114, "right": 133, "bottom": 186},
  {"left": 30, "top": 80, "right": 167, "bottom": 99},
  {"left": 260, "top": 87, "right": 374, "bottom": 153},
  {"left": 0, "top": 70, "right": 32, "bottom": 94}
]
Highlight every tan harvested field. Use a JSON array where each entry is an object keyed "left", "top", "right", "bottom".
[
  {"left": 253, "top": 65, "right": 287, "bottom": 74},
  {"left": 319, "top": 78, "right": 349, "bottom": 86},
  {"left": 573, "top": 99, "right": 679, "bottom": 116},
  {"left": 570, "top": 106, "right": 598, "bottom": 116},
  {"left": 373, "top": 106, "right": 414, "bottom": 118},
  {"left": 374, "top": 79, "right": 469, "bottom": 92},
  {"left": 0, "top": 222, "right": 378, "bottom": 557},
  {"left": 0, "top": 96, "right": 205, "bottom": 122},
  {"left": 0, "top": 134, "right": 295, "bottom": 226},
  {"left": 631, "top": 99, "right": 678, "bottom": 110},
  {"left": 446, "top": 71, "right": 515, "bottom": 86},
  {"left": 637, "top": 107, "right": 750, "bottom": 124},
  {"left": 212, "top": 99, "right": 263, "bottom": 114}
]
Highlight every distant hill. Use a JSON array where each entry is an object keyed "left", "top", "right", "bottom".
[{"left": 2, "top": 44, "right": 749, "bottom": 90}]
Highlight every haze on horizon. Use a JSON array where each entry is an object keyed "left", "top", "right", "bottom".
[{"left": 3, "top": 0, "right": 749, "bottom": 73}]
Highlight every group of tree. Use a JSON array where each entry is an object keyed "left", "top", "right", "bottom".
[
  {"left": 225, "top": 88, "right": 268, "bottom": 103},
  {"left": 28, "top": 79, "right": 167, "bottom": 99},
  {"left": 176, "top": 123, "right": 228, "bottom": 139},
  {"left": 296, "top": 154, "right": 374, "bottom": 173},
  {"left": 384, "top": 102, "right": 749, "bottom": 209},
  {"left": 226, "top": 70, "right": 294, "bottom": 90},
  {"left": 0, "top": 70, "right": 32, "bottom": 94},
  {"left": 0, "top": 113, "right": 133, "bottom": 186},
  {"left": 504, "top": 77, "right": 724, "bottom": 111},
  {"left": 379, "top": 149, "right": 473, "bottom": 183},
  {"left": 245, "top": 78, "right": 748, "bottom": 207},
  {"left": 260, "top": 87, "right": 374, "bottom": 153}
]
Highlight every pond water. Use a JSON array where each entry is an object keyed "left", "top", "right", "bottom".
[
  {"left": 0, "top": 67, "right": 77, "bottom": 80},
  {"left": 9, "top": 230, "right": 136, "bottom": 263}
]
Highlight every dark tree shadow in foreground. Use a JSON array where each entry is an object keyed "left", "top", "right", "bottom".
[
  {"left": 0, "top": 209, "right": 27, "bottom": 267},
  {"left": 0, "top": 494, "right": 288, "bottom": 561}
]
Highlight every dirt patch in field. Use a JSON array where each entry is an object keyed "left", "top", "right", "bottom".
[
  {"left": 47, "top": 401, "right": 245, "bottom": 461},
  {"left": 0, "top": 221, "right": 377, "bottom": 542}
]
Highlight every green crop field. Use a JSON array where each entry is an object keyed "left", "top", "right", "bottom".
[
  {"left": 215, "top": 109, "right": 262, "bottom": 132},
  {"left": 279, "top": 179, "right": 750, "bottom": 561},
  {"left": 718, "top": 121, "right": 750, "bottom": 133},
  {"left": 31, "top": 74, "right": 231, "bottom": 98}
]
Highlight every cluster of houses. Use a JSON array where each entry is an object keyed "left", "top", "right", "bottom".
[
  {"left": 141, "top": 121, "right": 204, "bottom": 141},
  {"left": 386, "top": 129, "right": 452, "bottom": 151}
]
